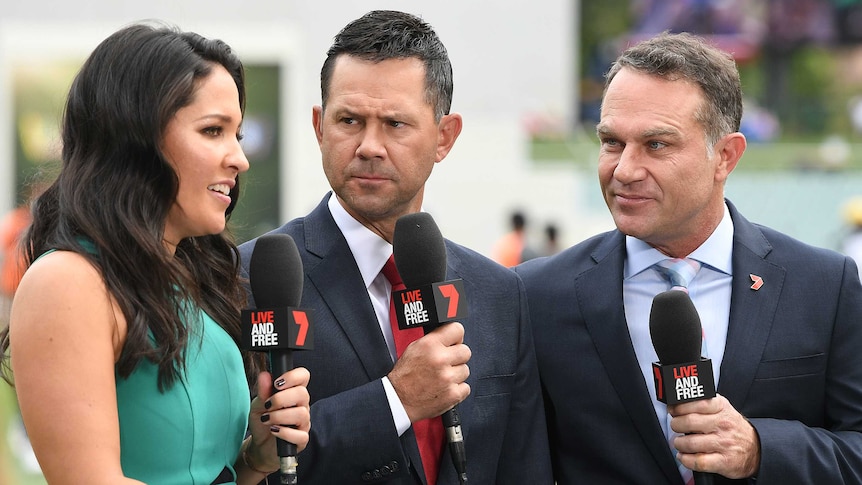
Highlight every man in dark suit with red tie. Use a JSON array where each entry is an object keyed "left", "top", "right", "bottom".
[
  {"left": 515, "top": 31, "right": 862, "bottom": 484},
  {"left": 239, "top": 10, "right": 552, "bottom": 484}
]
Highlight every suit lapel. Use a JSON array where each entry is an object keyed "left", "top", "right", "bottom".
[
  {"left": 718, "top": 204, "right": 785, "bottom": 405},
  {"left": 302, "top": 198, "right": 395, "bottom": 380},
  {"left": 579, "top": 233, "right": 682, "bottom": 483}
]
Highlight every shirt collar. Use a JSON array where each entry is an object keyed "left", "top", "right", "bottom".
[
  {"left": 625, "top": 202, "right": 734, "bottom": 279},
  {"left": 327, "top": 193, "right": 392, "bottom": 289}
]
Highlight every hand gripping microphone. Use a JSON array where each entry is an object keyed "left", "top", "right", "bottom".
[
  {"left": 649, "top": 290, "right": 716, "bottom": 485},
  {"left": 242, "top": 234, "right": 314, "bottom": 485},
  {"left": 392, "top": 212, "right": 469, "bottom": 485}
]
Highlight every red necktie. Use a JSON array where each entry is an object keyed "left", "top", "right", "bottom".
[{"left": 381, "top": 255, "right": 444, "bottom": 485}]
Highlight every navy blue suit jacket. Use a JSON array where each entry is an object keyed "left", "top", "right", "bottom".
[
  {"left": 239, "top": 194, "right": 552, "bottom": 484},
  {"left": 514, "top": 201, "right": 862, "bottom": 485}
]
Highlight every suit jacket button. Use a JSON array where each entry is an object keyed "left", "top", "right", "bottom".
[
  {"left": 390, "top": 460, "right": 399, "bottom": 472},
  {"left": 361, "top": 472, "right": 372, "bottom": 482}
]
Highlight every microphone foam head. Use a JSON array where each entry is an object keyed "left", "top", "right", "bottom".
[
  {"left": 648, "top": 290, "right": 702, "bottom": 365},
  {"left": 393, "top": 212, "right": 447, "bottom": 287},
  {"left": 249, "top": 233, "right": 304, "bottom": 308}
]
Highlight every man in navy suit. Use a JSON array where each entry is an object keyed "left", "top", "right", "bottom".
[
  {"left": 239, "top": 10, "right": 552, "bottom": 484},
  {"left": 515, "top": 32, "right": 862, "bottom": 484}
]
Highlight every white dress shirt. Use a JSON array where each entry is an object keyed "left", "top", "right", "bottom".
[{"left": 327, "top": 194, "right": 413, "bottom": 435}]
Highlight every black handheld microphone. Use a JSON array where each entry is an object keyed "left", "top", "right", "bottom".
[
  {"left": 649, "top": 290, "right": 716, "bottom": 485},
  {"left": 242, "top": 233, "right": 314, "bottom": 485},
  {"left": 392, "top": 212, "right": 468, "bottom": 485}
]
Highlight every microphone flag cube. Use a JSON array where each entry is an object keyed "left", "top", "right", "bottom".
[
  {"left": 241, "top": 306, "right": 315, "bottom": 351},
  {"left": 652, "top": 358, "right": 716, "bottom": 405},
  {"left": 392, "top": 279, "right": 468, "bottom": 331}
]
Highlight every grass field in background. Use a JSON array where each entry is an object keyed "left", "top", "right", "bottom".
[
  {"left": 0, "top": 309, "right": 45, "bottom": 485},
  {"left": 1, "top": 381, "right": 46, "bottom": 485}
]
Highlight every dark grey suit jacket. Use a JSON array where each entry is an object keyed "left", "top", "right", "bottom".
[
  {"left": 239, "top": 194, "right": 552, "bottom": 484},
  {"left": 514, "top": 201, "right": 862, "bottom": 485}
]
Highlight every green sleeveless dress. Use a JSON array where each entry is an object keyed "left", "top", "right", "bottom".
[{"left": 115, "top": 304, "right": 250, "bottom": 484}]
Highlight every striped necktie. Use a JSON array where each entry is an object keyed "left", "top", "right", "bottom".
[
  {"left": 654, "top": 258, "right": 701, "bottom": 293},
  {"left": 654, "top": 257, "right": 702, "bottom": 485}
]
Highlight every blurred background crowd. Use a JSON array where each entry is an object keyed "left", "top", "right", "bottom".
[{"left": 3, "top": 0, "right": 862, "bottom": 482}]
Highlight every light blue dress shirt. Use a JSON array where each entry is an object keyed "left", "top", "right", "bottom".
[{"left": 623, "top": 203, "right": 734, "bottom": 440}]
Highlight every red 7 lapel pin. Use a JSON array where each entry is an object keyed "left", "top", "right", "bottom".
[{"left": 749, "top": 274, "right": 764, "bottom": 290}]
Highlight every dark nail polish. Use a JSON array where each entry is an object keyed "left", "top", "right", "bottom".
[
  {"left": 264, "top": 400, "right": 272, "bottom": 410},
  {"left": 260, "top": 414, "right": 270, "bottom": 423},
  {"left": 270, "top": 425, "right": 280, "bottom": 433},
  {"left": 274, "top": 378, "right": 286, "bottom": 388}
]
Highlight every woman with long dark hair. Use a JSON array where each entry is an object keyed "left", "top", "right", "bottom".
[{"left": 0, "top": 22, "right": 309, "bottom": 484}]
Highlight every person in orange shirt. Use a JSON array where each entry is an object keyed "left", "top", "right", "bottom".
[
  {"left": 0, "top": 179, "right": 45, "bottom": 317},
  {"left": 492, "top": 211, "right": 538, "bottom": 267},
  {"left": 0, "top": 203, "right": 31, "bottom": 299}
]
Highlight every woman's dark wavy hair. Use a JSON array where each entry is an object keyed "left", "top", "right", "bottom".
[{"left": 0, "top": 22, "right": 263, "bottom": 390}]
